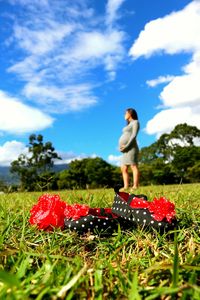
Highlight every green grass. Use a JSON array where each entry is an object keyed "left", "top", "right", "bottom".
[{"left": 0, "top": 184, "right": 200, "bottom": 299}]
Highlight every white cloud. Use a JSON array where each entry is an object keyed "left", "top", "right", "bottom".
[
  {"left": 0, "top": 90, "right": 53, "bottom": 134},
  {"left": 0, "top": 141, "right": 28, "bottom": 166},
  {"left": 9, "top": 0, "right": 49, "bottom": 6},
  {"left": 0, "top": 141, "right": 98, "bottom": 167},
  {"left": 72, "top": 30, "right": 125, "bottom": 60},
  {"left": 8, "top": 56, "right": 40, "bottom": 81},
  {"left": 106, "top": 0, "right": 125, "bottom": 26},
  {"left": 22, "top": 83, "right": 98, "bottom": 113},
  {"left": 159, "top": 51, "right": 200, "bottom": 108},
  {"left": 168, "top": 137, "right": 200, "bottom": 147},
  {"left": 13, "top": 23, "right": 74, "bottom": 55},
  {"left": 129, "top": 1, "right": 200, "bottom": 136},
  {"left": 108, "top": 154, "right": 121, "bottom": 166},
  {"left": 145, "top": 106, "right": 200, "bottom": 137},
  {"left": 129, "top": 1, "right": 200, "bottom": 58},
  {"left": 5, "top": 0, "right": 127, "bottom": 114},
  {"left": 56, "top": 150, "right": 97, "bottom": 165},
  {"left": 146, "top": 75, "right": 175, "bottom": 87},
  {"left": 160, "top": 70, "right": 200, "bottom": 107},
  {"left": 69, "top": 30, "right": 125, "bottom": 80}
]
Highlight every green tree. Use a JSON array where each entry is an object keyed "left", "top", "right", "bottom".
[
  {"left": 139, "top": 160, "right": 177, "bottom": 186},
  {"left": 187, "top": 161, "right": 200, "bottom": 183},
  {"left": 57, "top": 159, "right": 89, "bottom": 190},
  {"left": 57, "top": 157, "right": 120, "bottom": 189},
  {"left": 171, "top": 146, "right": 200, "bottom": 182},
  {"left": 138, "top": 163, "right": 153, "bottom": 186},
  {"left": 139, "top": 123, "right": 200, "bottom": 184},
  {"left": 139, "top": 143, "right": 158, "bottom": 164},
  {"left": 10, "top": 134, "right": 61, "bottom": 191},
  {"left": 0, "top": 178, "right": 7, "bottom": 192},
  {"left": 169, "top": 123, "right": 200, "bottom": 146},
  {"left": 57, "top": 169, "right": 73, "bottom": 190},
  {"left": 85, "top": 157, "right": 116, "bottom": 188}
]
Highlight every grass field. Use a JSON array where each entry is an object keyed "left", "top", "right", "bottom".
[{"left": 0, "top": 184, "right": 200, "bottom": 299}]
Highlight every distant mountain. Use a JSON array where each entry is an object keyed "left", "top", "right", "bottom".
[
  {"left": 53, "top": 163, "right": 69, "bottom": 172},
  {"left": 0, "top": 164, "right": 68, "bottom": 185},
  {"left": 0, "top": 166, "right": 17, "bottom": 184}
]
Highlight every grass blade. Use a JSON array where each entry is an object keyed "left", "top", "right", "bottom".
[
  {"left": 129, "top": 271, "right": 141, "bottom": 300},
  {"left": 172, "top": 231, "right": 179, "bottom": 289},
  {"left": 57, "top": 264, "right": 87, "bottom": 298}
]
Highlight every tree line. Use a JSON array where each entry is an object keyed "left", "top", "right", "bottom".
[{"left": 6, "top": 123, "right": 200, "bottom": 191}]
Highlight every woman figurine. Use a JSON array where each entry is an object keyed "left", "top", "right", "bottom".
[{"left": 119, "top": 108, "right": 140, "bottom": 190}]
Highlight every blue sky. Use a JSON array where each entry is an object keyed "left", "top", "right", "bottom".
[{"left": 0, "top": 0, "right": 199, "bottom": 166}]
